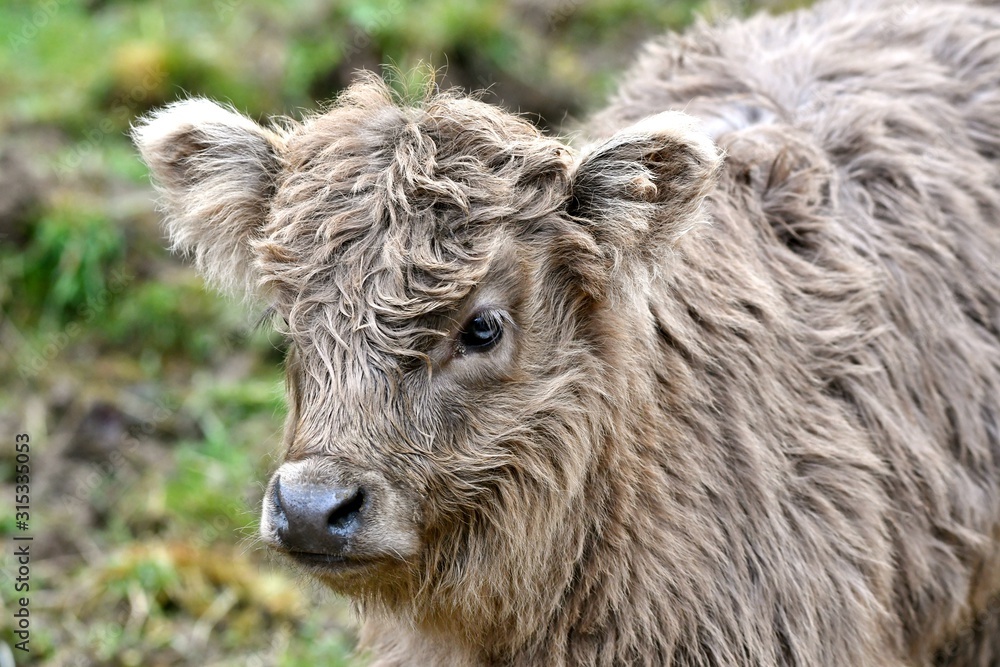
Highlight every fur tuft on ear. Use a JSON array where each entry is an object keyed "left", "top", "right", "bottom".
[
  {"left": 568, "top": 111, "right": 722, "bottom": 259},
  {"left": 131, "top": 98, "right": 285, "bottom": 299}
]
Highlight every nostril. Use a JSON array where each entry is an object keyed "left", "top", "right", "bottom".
[
  {"left": 328, "top": 488, "right": 365, "bottom": 531},
  {"left": 270, "top": 476, "right": 288, "bottom": 526}
]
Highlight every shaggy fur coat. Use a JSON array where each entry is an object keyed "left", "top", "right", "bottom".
[{"left": 133, "top": 1, "right": 1000, "bottom": 665}]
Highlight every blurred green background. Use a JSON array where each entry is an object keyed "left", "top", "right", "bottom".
[{"left": 0, "top": 0, "right": 805, "bottom": 664}]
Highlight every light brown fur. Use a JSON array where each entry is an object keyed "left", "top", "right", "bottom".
[{"left": 133, "top": 1, "right": 1000, "bottom": 664}]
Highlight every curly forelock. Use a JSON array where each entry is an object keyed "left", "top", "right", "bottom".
[{"left": 253, "top": 75, "right": 573, "bottom": 367}]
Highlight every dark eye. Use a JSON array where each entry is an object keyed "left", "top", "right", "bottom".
[{"left": 458, "top": 311, "right": 504, "bottom": 354}]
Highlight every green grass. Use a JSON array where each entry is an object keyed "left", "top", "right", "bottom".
[{"left": 1, "top": 206, "right": 124, "bottom": 327}]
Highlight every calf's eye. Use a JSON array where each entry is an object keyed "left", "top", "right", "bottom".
[{"left": 458, "top": 310, "right": 504, "bottom": 354}]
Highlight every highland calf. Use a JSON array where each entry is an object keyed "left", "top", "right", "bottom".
[{"left": 133, "top": 1, "right": 1000, "bottom": 664}]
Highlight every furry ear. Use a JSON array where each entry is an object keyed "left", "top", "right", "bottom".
[
  {"left": 131, "top": 99, "right": 284, "bottom": 298},
  {"left": 568, "top": 111, "right": 722, "bottom": 260}
]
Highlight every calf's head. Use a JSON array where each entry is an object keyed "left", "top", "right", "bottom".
[{"left": 133, "top": 75, "right": 720, "bottom": 641}]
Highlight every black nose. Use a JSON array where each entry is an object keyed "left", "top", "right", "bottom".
[{"left": 271, "top": 476, "right": 367, "bottom": 555}]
